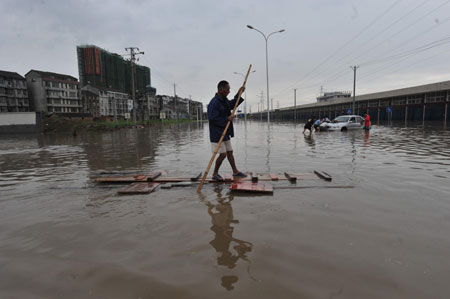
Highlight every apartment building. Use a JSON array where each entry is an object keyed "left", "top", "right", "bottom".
[
  {"left": 25, "top": 70, "right": 82, "bottom": 114},
  {"left": 0, "top": 70, "right": 29, "bottom": 112}
]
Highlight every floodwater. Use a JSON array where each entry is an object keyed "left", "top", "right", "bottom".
[{"left": 1, "top": 120, "right": 450, "bottom": 299}]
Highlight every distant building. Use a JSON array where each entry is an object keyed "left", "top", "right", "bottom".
[
  {"left": 188, "top": 100, "right": 203, "bottom": 120},
  {"left": 0, "top": 70, "right": 29, "bottom": 112},
  {"left": 158, "top": 95, "right": 176, "bottom": 119},
  {"left": 80, "top": 85, "right": 100, "bottom": 117},
  {"left": 98, "top": 89, "right": 131, "bottom": 118},
  {"left": 25, "top": 70, "right": 82, "bottom": 115},
  {"left": 137, "top": 93, "right": 160, "bottom": 121},
  {"left": 156, "top": 95, "right": 203, "bottom": 120},
  {"left": 316, "top": 91, "right": 351, "bottom": 103},
  {"left": 76, "top": 45, "right": 156, "bottom": 95}
]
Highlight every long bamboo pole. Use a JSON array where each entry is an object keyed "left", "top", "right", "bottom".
[{"left": 197, "top": 64, "right": 252, "bottom": 193}]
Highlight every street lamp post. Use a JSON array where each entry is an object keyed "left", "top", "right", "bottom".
[
  {"left": 233, "top": 70, "right": 256, "bottom": 122},
  {"left": 247, "top": 25, "right": 285, "bottom": 124}
]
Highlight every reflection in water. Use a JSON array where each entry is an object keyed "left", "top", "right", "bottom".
[
  {"left": 303, "top": 134, "right": 315, "bottom": 148},
  {"left": 364, "top": 130, "right": 370, "bottom": 147},
  {"left": 204, "top": 188, "right": 253, "bottom": 291},
  {"left": 266, "top": 128, "right": 271, "bottom": 172}
]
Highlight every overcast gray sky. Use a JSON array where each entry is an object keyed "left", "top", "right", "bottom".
[{"left": 1, "top": 0, "right": 450, "bottom": 111}]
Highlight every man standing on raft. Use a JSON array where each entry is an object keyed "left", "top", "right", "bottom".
[{"left": 207, "top": 80, "right": 247, "bottom": 182}]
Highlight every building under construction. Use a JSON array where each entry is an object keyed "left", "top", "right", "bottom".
[{"left": 76, "top": 45, "right": 155, "bottom": 95}]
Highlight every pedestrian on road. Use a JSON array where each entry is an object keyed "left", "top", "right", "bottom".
[
  {"left": 363, "top": 113, "right": 371, "bottom": 131},
  {"left": 207, "top": 80, "right": 247, "bottom": 182}
]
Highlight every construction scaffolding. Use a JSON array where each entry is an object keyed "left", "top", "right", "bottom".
[{"left": 77, "top": 45, "right": 151, "bottom": 95}]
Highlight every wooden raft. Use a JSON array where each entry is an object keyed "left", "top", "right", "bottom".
[{"left": 95, "top": 171, "right": 331, "bottom": 184}]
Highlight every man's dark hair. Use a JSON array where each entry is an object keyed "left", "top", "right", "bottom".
[{"left": 217, "top": 80, "right": 229, "bottom": 90}]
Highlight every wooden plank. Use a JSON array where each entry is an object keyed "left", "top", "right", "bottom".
[
  {"left": 314, "top": 170, "right": 332, "bottom": 181},
  {"left": 230, "top": 181, "right": 273, "bottom": 193},
  {"left": 170, "top": 182, "right": 193, "bottom": 187},
  {"left": 117, "top": 182, "right": 160, "bottom": 194},
  {"left": 147, "top": 170, "right": 162, "bottom": 181},
  {"left": 96, "top": 176, "right": 139, "bottom": 183},
  {"left": 190, "top": 172, "right": 202, "bottom": 181},
  {"left": 153, "top": 177, "right": 191, "bottom": 183},
  {"left": 134, "top": 174, "right": 147, "bottom": 181},
  {"left": 224, "top": 173, "right": 233, "bottom": 182},
  {"left": 269, "top": 173, "right": 279, "bottom": 181},
  {"left": 284, "top": 172, "right": 297, "bottom": 183}
]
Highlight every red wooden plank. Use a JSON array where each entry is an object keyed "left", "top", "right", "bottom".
[
  {"left": 269, "top": 173, "right": 279, "bottom": 181},
  {"left": 117, "top": 182, "right": 160, "bottom": 194},
  {"left": 133, "top": 174, "right": 147, "bottom": 181},
  {"left": 230, "top": 181, "right": 273, "bottom": 193},
  {"left": 224, "top": 173, "right": 233, "bottom": 182}
]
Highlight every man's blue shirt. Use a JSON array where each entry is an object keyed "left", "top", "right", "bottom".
[{"left": 207, "top": 93, "right": 244, "bottom": 143}]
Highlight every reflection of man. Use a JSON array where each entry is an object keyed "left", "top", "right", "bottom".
[
  {"left": 364, "top": 130, "right": 370, "bottom": 147},
  {"left": 206, "top": 195, "right": 252, "bottom": 290}
]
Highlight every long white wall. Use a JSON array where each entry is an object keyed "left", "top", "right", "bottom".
[{"left": 0, "top": 112, "right": 36, "bottom": 125}]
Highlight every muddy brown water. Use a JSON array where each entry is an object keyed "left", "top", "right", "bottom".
[{"left": 1, "top": 121, "right": 450, "bottom": 299}]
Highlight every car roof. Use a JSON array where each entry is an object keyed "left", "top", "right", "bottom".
[{"left": 335, "top": 115, "right": 361, "bottom": 117}]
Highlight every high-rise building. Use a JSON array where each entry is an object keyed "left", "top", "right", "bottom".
[{"left": 76, "top": 45, "right": 155, "bottom": 95}]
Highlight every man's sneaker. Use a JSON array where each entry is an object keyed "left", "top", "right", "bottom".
[
  {"left": 232, "top": 172, "right": 247, "bottom": 178},
  {"left": 212, "top": 175, "right": 224, "bottom": 182}
]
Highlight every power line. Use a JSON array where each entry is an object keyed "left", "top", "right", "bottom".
[
  {"left": 277, "top": 0, "right": 429, "bottom": 95},
  {"left": 274, "top": 0, "right": 450, "bottom": 103},
  {"left": 360, "top": 33, "right": 450, "bottom": 66},
  {"left": 274, "top": 0, "right": 402, "bottom": 96},
  {"left": 359, "top": 45, "right": 450, "bottom": 82}
]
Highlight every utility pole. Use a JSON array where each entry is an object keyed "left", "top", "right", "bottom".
[
  {"left": 293, "top": 88, "right": 297, "bottom": 123},
  {"left": 188, "top": 95, "right": 191, "bottom": 119},
  {"left": 125, "top": 47, "right": 144, "bottom": 125},
  {"left": 271, "top": 98, "right": 273, "bottom": 111},
  {"left": 173, "top": 83, "right": 177, "bottom": 120},
  {"left": 350, "top": 65, "right": 359, "bottom": 114}
]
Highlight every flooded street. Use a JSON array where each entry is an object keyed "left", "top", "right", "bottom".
[{"left": 1, "top": 121, "right": 450, "bottom": 298}]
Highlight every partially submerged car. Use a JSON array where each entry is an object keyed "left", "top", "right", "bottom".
[{"left": 327, "top": 115, "right": 364, "bottom": 131}]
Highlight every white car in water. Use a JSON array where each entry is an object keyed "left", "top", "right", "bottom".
[{"left": 326, "top": 115, "right": 364, "bottom": 131}]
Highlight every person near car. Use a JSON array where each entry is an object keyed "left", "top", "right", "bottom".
[
  {"left": 313, "top": 118, "right": 321, "bottom": 131},
  {"left": 363, "top": 113, "right": 371, "bottom": 130},
  {"left": 302, "top": 116, "right": 315, "bottom": 134}
]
